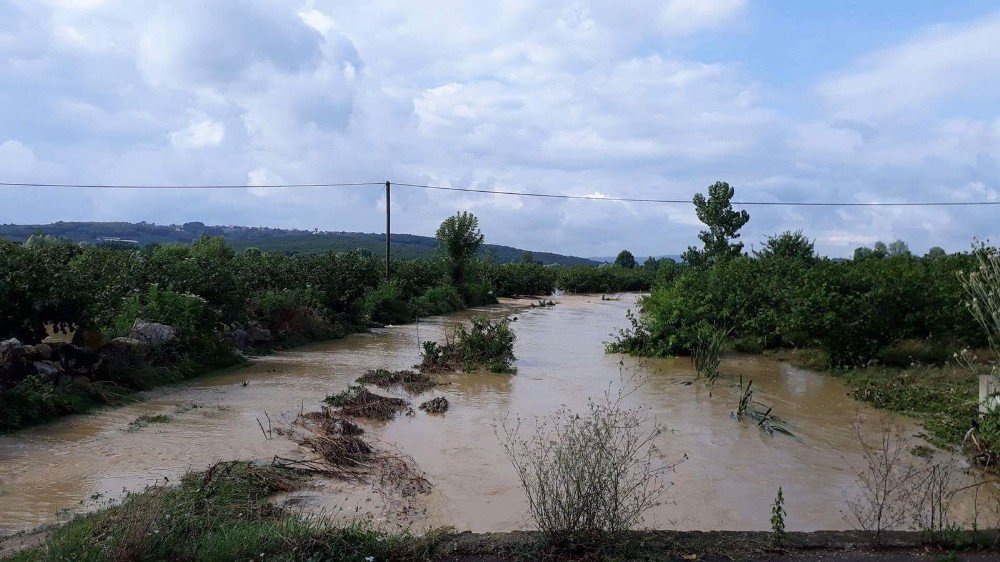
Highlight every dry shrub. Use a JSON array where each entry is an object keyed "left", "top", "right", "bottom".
[
  {"left": 842, "top": 418, "right": 960, "bottom": 545},
  {"left": 496, "top": 366, "right": 680, "bottom": 549},
  {"left": 301, "top": 435, "right": 372, "bottom": 468}
]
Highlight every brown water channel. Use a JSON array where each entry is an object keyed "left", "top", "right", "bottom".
[{"left": 0, "top": 295, "right": 993, "bottom": 535}]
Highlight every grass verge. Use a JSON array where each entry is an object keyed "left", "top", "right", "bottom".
[{"left": 3, "top": 461, "right": 444, "bottom": 562}]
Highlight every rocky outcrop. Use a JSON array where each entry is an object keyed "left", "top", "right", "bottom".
[
  {"left": 0, "top": 338, "right": 33, "bottom": 391},
  {"left": 129, "top": 320, "right": 177, "bottom": 345}
]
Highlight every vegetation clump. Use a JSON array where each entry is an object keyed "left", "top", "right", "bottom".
[
  {"left": 732, "top": 376, "right": 792, "bottom": 436},
  {"left": 323, "top": 386, "right": 410, "bottom": 421},
  {"left": 5, "top": 460, "right": 434, "bottom": 561},
  {"left": 126, "top": 413, "right": 172, "bottom": 432},
  {"left": 356, "top": 369, "right": 437, "bottom": 394},
  {"left": 419, "top": 396, "right": 449, "bottom": 414},
  {"left": 496, "top": 369, "right": 680, "bottom": 552},
  {"left": 419, "top": 316, "right": 517, "bottom": 374}
]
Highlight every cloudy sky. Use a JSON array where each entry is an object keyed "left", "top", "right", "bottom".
[{"left": 1, "top": 1, "right": 999, "bottom": 257}]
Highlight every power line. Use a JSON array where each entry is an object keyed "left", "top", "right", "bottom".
[
  {"left": 394, "top": 182, "right": 1000, "bottom": 207},
  {"left": 3, "top": 179, "right": 1000, "bottom": 207},
  {"left": 0, "top": 181, "right": 384, "bottom": 189}
]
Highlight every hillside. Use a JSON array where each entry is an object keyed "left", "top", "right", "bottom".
[{"left": 0, "top": 221, "right": 597, "bottom": 266}]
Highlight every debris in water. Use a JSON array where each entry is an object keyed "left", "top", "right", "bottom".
[
  {"left": 324, "top": 386, "right": 410, "bottom": 421},
  {"left": 356, "top": 369, "right": 437, "bottom": 394},
  {"left": 419, "top": 396, "right": 449, "bottom": 413}
]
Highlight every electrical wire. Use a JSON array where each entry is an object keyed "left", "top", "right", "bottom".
[
  {"left": 0, "top": 181, "right": 384, "bottom": 189},
  {"left": 393, "top": 182, "right": 1000, "bottom": 207},
  {"left": 3, "top": 179, "right": 1000, "bottom": 207}
]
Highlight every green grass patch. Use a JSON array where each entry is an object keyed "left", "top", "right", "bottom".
[{"left": 6, "top": 461, "right": 446, "bottom": 562}]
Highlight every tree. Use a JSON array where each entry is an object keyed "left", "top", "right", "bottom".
[
  {"left": 681, "top": 181, "right": 750, "bottom": 266},
  {"left": 643, "top": 257, "right": 658, "bottom": 269},
  {"left": 756, "top": 230, "right": 815, "bottom": 262},
  {"left": 521, "top": 251, "right": 541, "bottom": 265},
  {"left": 436, "top": 211, "right": 484, "bottom": 283},
  {"left": 926, "top": 246, "right": 946, "bottom": 259},
  {"left": 615, "top": 250, "right": 637, "bottom": 269},
  {"left": 887, "top": 240, "right": 910, "bottom": 257}
]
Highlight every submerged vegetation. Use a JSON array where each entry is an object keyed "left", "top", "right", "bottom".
[
  {"left": 419, "top": 316, "right": 517, "bottom": 374},
  {"left": 609, "top": 181, "right": 1000, "bottom": 463}
]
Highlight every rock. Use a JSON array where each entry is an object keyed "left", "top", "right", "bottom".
[
  {"left": 33, "top": 361, "right": 61, "bottom": 382},
  {"left": 129, "top": 320, "right": 177, "bottom": 345},
  {"left": 54, "top": 344, "right": 103, "bottom": 375},
  {"left": 71, "top": 375, "right": 91, "bottom": 387},
  {"left": 35, "top": 343, "right": 53, "bottom": 360},
  {"left": 0, "top": 338, "right": 32, "bottom": 391},
  {"left": 100, "top": 337, "right": 147, "bottom": 368},
  {"left": 223, "top": 328, "right": 250, "bottom": 351},
  {"left": 246, "top": 324, "right": 273, "bottom": 346},
  {"left": 23, "top": 345, "right": 38, "bottom": 360}
]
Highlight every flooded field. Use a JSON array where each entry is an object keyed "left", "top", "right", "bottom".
[{"left": 0, "top": 295, "right": 993, "bottom": 535}]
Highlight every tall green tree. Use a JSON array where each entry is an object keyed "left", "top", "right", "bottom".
[
  {"left": 756, "top": 230, "right": 815, "bottom": 262},
  {"left": 436, "top": 211, "right": 485, "bottom": 283},
  {"left": 614, "top": 250, "right": 637, "bottom": 269},
  {"left": 681, "top": 181, "right": 750, "bottom": 266}
]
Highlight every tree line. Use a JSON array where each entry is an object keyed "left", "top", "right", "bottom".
[{"left": 610, "top": 181, "right": 985, "bottom": 366}]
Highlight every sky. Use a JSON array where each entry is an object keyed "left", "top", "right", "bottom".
[{"left": 1, "top": 0, "right": 999, "bottom": 258}]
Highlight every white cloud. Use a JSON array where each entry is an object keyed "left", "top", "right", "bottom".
[
  {"left": 169, "top": 112, "right": 225, "bottom": 149},
  {"left": 0, "top": 2, "right": 998, "bottom": 258},
  {"left": 820, "top": 12, "right": 1000, "bottom": 120},
  {"left": 659, "top": 0, "right": 747, "bottom": 35}
]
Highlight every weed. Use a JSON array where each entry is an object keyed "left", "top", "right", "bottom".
[
  {"left": 419, "top": 316, "right": 517, "bottom": 374},
  {"left": 770, "top": 487, "right": 786, "bottom": 546}
]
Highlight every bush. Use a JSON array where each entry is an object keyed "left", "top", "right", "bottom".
[
  {"left": 109, "top": 285, "right": 218, "bottom": 342},
  {"left": 616, "top": 252, "right": 982, "bottom": 366},
  {"left": 496, "top": 370, "right": 677, "bottom": 549},
  {"left": 420, "top": 316, "right": 517, "bottom": 374},
  {"left": 360, "top": 280, "right": 418, "bottom": 325},
  {"left": 249, "top": 288, "right": 338, "bottom": 344}
]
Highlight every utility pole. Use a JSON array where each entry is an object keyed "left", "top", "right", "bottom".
[{"left": 385, "top": 180, "right": 391, "bottom": 280}]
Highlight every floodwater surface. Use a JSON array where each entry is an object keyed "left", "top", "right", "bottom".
[{"left": 0, "top": 295, "right": 993, "bottom": 535}]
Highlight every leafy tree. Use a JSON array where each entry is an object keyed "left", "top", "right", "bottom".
[
  {"left": 756, "top": 230, "right": 815, "bottom": 262},
  {"left": 873, "top": 241, "right": 889, "bottom": 256},
  {"left": 615, "top": 250, "right": 637, "bottom": 269},
  {"left": 643, "top": 257, "right": 658, "bottom": 269},
  {"left": 521, "top": 251, "right": 541, "bottom": 265},
  {"left": 436, "top": 211, "right": 485, "bottom": 284},
  {"left": 681, "top": 181, "right": 750, "bottom": 266},
  {"left": 926, "top": 246, "right": 947, "bottom": 259},
  {"left": 888, "top": 239, "right": 911, "bottom": 256}
]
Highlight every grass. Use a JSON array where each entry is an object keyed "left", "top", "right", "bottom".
[
  {"left": 768, "top": 346, "right": 979, "bottom": 449},
  {"left": 4, "top": 461, "right": 441, "bottom": 562},
  {"left": 0, "top": 352, "right": 245, "bottom": 434},
  {"left": 839, "top": 364, "right": 978, "bottom": 448}
]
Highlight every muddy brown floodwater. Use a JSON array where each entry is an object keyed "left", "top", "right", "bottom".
[{"left": 0, "top": 294, "right": 995, "bottom": 536}]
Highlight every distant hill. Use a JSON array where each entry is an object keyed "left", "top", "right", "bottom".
[{"left": 0, "top": 221, "right": 598, "bottom": 266}]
